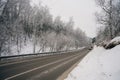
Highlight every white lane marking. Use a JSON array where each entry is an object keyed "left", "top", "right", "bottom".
[
  {"left": 5, "top": 53, "right": 79, "bottom": 80},
  {"left": 28, "top": 53, "right": 80, "bottom": 80},
  {"left": 0, "top": 56, "right": 55, "bottom": 67}
]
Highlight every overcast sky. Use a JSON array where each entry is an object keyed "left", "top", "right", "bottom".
[{"left": 33, "top": 0, "right": 99, "bottom": 37}]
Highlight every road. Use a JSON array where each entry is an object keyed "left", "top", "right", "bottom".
[{"left": 0, "top": 48, "right": 90, "bottom": 80}]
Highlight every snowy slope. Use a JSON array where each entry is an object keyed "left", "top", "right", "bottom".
[
  {"left": 110, "top": 36, "right": 120, "bottom": 43},
  {"left": 105, "top": 36, "right": 120, "bottom": 49},
  {"left": 10, "top": 42, "right": 40, "bottom": 56},
  {"left": 65, "top": 38, "right": 120, "bottom": 80}
]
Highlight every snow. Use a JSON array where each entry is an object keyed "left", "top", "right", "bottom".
[
  {"left": 65, "top": 44, "right": 120, "bottom": 80},
  {"left": 105, "top": 36, "right": 120, "bottom": 49},
  {"left": 10, "top": 42, "right": 40, "bottom": 55},
  {"left": 110, "top": 36, "right": 120, "bottom": 43},
  {"left": 5, "top": 41, "right": 84, "bottom": 56}
]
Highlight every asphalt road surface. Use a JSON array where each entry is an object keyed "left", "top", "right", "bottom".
[{"left": 0, "top": 48, "right": 90, "bottom": 80}]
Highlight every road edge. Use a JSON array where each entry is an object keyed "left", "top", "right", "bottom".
[
  {"left": 57, "top": 49, "right": 91, "bottom": 80},
  {"left": 57, "top": 58, "right": 81, "bottom": 80}
]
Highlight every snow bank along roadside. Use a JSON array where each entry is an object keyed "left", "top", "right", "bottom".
[
  {"left": 105, "top": 36, "right": 120, "bottom": 49},
  {"left": 65, "top": 44, "right": 120, "bottom": 80}
]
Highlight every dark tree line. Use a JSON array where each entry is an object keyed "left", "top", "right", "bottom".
[{"left": 0, "top": 0, "right": 89, "bottom": 56}]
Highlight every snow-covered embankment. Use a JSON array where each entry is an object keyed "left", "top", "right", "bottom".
[{"left": 65, "top": 37, "right": 120, "bottom": 80}]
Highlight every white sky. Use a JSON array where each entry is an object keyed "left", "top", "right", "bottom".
[{"left": 33, "top": 0, "right": 99, "bottom": 37}]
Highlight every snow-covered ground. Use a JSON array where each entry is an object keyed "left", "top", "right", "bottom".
[
  {"left": 110, "top": 36, "right": 120, "bottom": 43},
  {"left": 65, "top": 37, "right": 120, "bottom": 80},
  {"left": 5, "top": 41, "right": 83, "bottom": 56},
  {"left": 9, "top": 42, "right": 40, "bottom": 56}
]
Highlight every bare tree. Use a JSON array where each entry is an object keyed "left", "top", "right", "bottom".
[
  {"left": 96, "top": 0, "right": 120, "bottom": 45},
  {"left": 96, "top": 0, "right": 114, "bottom": 39},
  {"left": 0, "top": 0, "right": 89, "bottom": 56}
]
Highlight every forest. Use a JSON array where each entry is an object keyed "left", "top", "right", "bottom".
[
  {"left": 96, "top": 0, "right": 120, "bottom": 44},
  {"left": 0, "top": 0, "right": 89, "bottom": 56}
]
